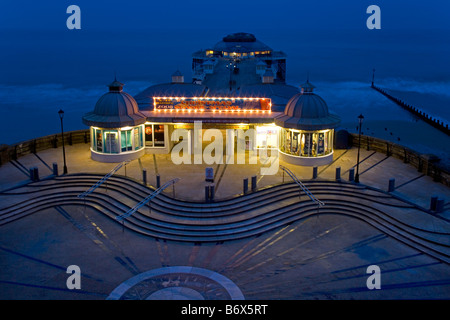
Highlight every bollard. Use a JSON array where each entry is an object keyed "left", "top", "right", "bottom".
[
  {"left": 430, "top": 196, "right": 438, "bottom": 211},
  {"left": 29, "top": 167, "right": 35, "bottom": 181},
  {"left": 335, "top": 167, "right": 341, "bottom": 181},
  {"left": 210, "top": 184, "right": 215, "bottom": 201},
  {"left": 251, "top": 175, "right": 257, "bottom": 191},
  {"left": 243, "top": 178, "right": 248, "bottom": 194},
  {"left": 312, "top": 167, "right": 318, "bottom": 179},
  {"left": 53, "top": 163, "right": 58, "bottom": 176},
  {"left": 435, "top": 198, "right": 444, "bottom": 213},
  {"left": 32, "top": 167, "right": 40, "bottom": 182},
  {"left": 388, "top": 178, "right": 395, "bottom": 192},
  {"left": 205, "top": 185, "right": 210, "bottom": 202},
  {"left": 348, "top": 168, "right": 355, "bottom": 182},
  {"left": 156, "top": 174, "right": 161, "bottom": 188},
  {"left": 142, "top": 169, "right": 147, "bottom": 185}
]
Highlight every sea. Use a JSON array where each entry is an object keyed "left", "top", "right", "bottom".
[{"left": 0, "top": 28, "right": 449, "bottom": 164}]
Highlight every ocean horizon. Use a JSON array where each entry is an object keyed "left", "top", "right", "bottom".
[{"left": 1, "top": 28, "right": 449, "bottom": 163}]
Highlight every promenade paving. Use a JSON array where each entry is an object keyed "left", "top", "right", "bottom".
[{"left": 0, "top": 143, "right": 449, "bottom": 300}]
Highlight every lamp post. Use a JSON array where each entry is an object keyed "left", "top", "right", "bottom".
[
  {"left": 355, "top": 114, "right": 364, "bottom": 183},
  {"left": 58, "top": 109, "right": 68, "bottom": 174},
  {"left": 226, "top": 61, "right": 232, "bottom": 91}
]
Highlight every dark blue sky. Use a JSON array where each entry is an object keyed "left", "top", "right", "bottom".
[
  {"left": 1, "top": 1, "right": 449, "bottom": 149},
  {"left": 1, "top": 1, "right": 450, "bottom": 86},
  {"left": 1, "top": 0, "right": 450, "bottom": 31}
]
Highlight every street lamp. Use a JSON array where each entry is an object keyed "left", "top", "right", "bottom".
[
  {"left": 355, "top": 114, "right": 364, "bottom": 183},
  {"left": 58, "top": 109, "right": 68, "bottom": 174}
]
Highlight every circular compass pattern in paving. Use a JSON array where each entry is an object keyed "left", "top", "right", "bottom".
[{"left": 107, "top": 266, "right": 244, "bottom": 300}]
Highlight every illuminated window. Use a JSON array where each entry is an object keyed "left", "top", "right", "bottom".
[
  {"left": 256, "top": 126, "right": 278, "bottom": 149},
  {"left": 280, "top": 129, "right": 333, "bottom": 157},
  {"left": 121, "top": 130, "right": 133, "bottom": 152},
  {"left": 103, "top": 130, "right": 119, "bottom": 154},
  {"left": 145, "top": 124, "right": 166, "bottom": 148},
  {"left": 95, "top": 129, "right": 102, "bottom": 152}
]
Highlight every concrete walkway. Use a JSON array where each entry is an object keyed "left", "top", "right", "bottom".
[
  {"left": 1, "top": 143, "right": 448, "bottom": 217},
  {"left": 1, "top": 143, "right": 449, "bottom": 300}
]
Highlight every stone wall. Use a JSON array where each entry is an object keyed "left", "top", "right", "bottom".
[{"left": 0, "top": 129, "right": 90, "bottom": 166}]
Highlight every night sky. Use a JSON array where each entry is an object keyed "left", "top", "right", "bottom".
[
  {"left": 0, "top": 1, "right": 449, "bottom": 148},
  {"left": 1, "top": 0, "right": 450, "bottom": 31}
]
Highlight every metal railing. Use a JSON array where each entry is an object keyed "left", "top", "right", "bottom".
[
  {"left": 279, "top": 165, "right": 324, "bottom": 207},
  {"left": 77, "top": 161, "right": 130, "bottom": 199},
  {"left": 116, "top": 178, "right": 180, "bottom": 222}
]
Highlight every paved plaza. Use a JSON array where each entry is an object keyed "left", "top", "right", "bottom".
[{"left": 0, "top": 143, "right": 449, "bottom": 299}]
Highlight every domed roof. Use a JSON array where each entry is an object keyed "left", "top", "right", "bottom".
[
  {"left": 82, "top": 79, "right": 147, "bottom": 128},
  {"left": 274, "top": 81, "right": 340, "bottom": 130},
  {"left": 212, "top": 32, "right": 272, "bottom": 53}
]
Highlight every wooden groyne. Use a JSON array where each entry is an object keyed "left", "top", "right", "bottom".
[{"left": 372, "top": 85, "right": 450, "bottom": 136}]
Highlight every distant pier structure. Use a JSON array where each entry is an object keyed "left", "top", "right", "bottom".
[{"left": 372, "top": 82, "right": 450, "bottom": 136}]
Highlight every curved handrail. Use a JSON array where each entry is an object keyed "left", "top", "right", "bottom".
[
  {"left": 279, "top": 165, "right": 324, "bottom": 207},
  {"left": 116, "top": 178, "right": 180, "bottom": 222},
  {"left": 77, "top": 161, "right": 130, "bottom": 199}
]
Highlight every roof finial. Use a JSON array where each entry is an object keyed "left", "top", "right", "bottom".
[
  {"left": 301, "top": 72, "right": 315, "bottom": 94},
  {"left": 108, "top": 73, "right": 124, "bottom": 92}
]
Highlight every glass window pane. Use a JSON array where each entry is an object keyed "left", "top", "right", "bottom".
[
  {"left": 318, "top": 132, "right": 325, "bottom": 156},
  {"left": 96, "top": 129, "right": 103, "bottom": 152},
  {"left": 145, "top": 125, "right": 153, "bottom": 147},
  {"left": 312, "top": 133, "right": 317, "bottom": 157},
  {"left": 133, "top": 127, "right": 141, "bottom": 150},
  {"left": 154, "top": 125, "right": 165, "bottom": 147},
  {"left": 303, "top": 133, "right": 311, "bottom": 156},
  {"left": 292, "top": 132, "right": 299, "bottom": 155},
  {"left": 104, "top": 131, "right": 118, "bottom": 154},
  {"left": 126, "top": 130, "right": 132, "bottom": 151},
  {"left": 286, "top": 130, "right": 291, "bottom": 154},
  {"left": 121, "top": 131, "right": 127, "bottom": 152},
  {"left": 91, "top": 128, "right": 94, "bottom": 149}
]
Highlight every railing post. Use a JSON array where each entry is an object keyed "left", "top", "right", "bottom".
[
  {"left": 388, "top": 178, "right": 395, "bottom": 192},
  {"left": 436, "top": 198, "right": 444, "bottom": 213},
  {"left": 251, "top": 175, "right": 257, "bottom": 191},
  {"left": 205, "top": 185, "right": 210, "bottom": 202},
  {"left": 53, "top": 162, "right": 59, "bottom": 176},
  {"left": 210, "top": 184, "right": 215, "bottom": 201},
  {"left": 335, "top": 167, "right": 341, "bottom": 182},
  {"left": 29, "top": 167, "right": 35, "bottom": 181},
  {"left": 33, "top": 167, "right": 39, "bottom": 182},
  {"left": 430, "top": 196, "right": 438, "bottom": 211},
  {"left": 348, "top": 167, "right": 355, "bottom": 182},
  {"left": 142, "top": 169, "right": 147, "bottom": 185},
  {"left": 243, "top": 178, "right": 248, "bottom": 194}
]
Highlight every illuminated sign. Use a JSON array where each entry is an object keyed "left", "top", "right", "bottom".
[{"left": 153, "top": 97, "right": 271, "bottom": 111}]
